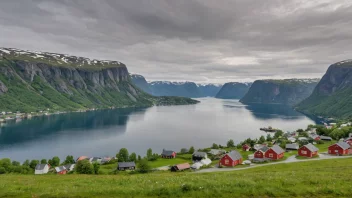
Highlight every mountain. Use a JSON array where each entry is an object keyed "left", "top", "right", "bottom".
[
  {"left": 130, "top": 74, "right": 223, "bottom": 98},
  {"left": 297, "top": 60, "right": 352, "bottom": 118},
  {"left": 197, "top": 83, "right": 223, "bottom": 97},
  {"left": 0, "top": 48, "right": 198, "bottom": 113},
  {"left": 130, "top": 74, "right": 152, "bottom": 94},
  {"left": 240, "top": 79, "right": 319, "bottom": 106},
  {"left": 215, "top": 82, "right": 251, "bottom": 99},
  {"left": 149, "top": 81, "right": 202, "bottom": 98}
]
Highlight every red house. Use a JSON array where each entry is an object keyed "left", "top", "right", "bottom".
[
  {"left": 298, "top": 143, "right": 319, "bottom": 158},
  {"left": 328, "top": 142, "right": 350, "bottom": 155},
  {"left": 265, "top": 145, "right": 285, "bottom": 160},
  {"left": 242, "top": 144, "right": 250, "bottom": 151},
  {"left": 161, "top": 149, "right": 176, "bottom": 158},
  {"left": 254, "top": 146, "right": 269, "bottom": 158},
  {"left": 219, "top": 150, "right": 243, "bottom": 167},
  {"left": 55, "top": 166, "right": 68, "bottom": 175}
]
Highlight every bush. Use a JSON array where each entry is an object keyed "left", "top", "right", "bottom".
[
  {"left": 138, "top": 159, "right": 151, "bottom": 173},
  {"left": 316, "top": 140, "right": 325, "bottom": 144},
  {"left": 75, "top": 160, "right": 94, "bottom": 174},
  {"left": 0, "top": 167, "right": 6, "bottom": 174},
  {"left": 92, "top": 162, "right": 100, "bottom": 175},
  {"left": 189, "top": 146, "right": 195, "bottom": 154},
  {"left": 29, "top": 160, "right": 39, "bottom": 169},
  {"left": 212, "top": 143, "right": 219, "bottom": 149}
]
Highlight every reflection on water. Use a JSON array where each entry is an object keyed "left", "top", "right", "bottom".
[{"left": 0, "top": 98, "right": 316, "bottom": 161}]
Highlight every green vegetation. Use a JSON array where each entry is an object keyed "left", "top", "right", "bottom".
[
  {"left": 0, "top": 57, "right": 198, "bottom": 113},
  {"left": 1, "top": 158, "right": 352, "bottom": 197}
]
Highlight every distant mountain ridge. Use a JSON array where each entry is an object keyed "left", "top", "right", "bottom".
[
  {"left": 297, "top": 60, "right": 352, "bottom": 118},
  {"left": 131, "top": 74, "right": 222, "bottom": 98},
  {"left": 215, "top": 82, "right": 252, "bottom": 99},
  {"left": 240, "top": 78, "right": 319, "bottom": 106}
]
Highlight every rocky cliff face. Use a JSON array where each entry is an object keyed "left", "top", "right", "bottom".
[
  {"left": 240, "top": 79, "right": 319, "bottom": 106},
  {"left": 0, "top": 48, "right": 198, "bottom": 112},
  {"left": 215, "top": 82, "right": 251, "bottom": 99},
  {"left": 297, "top": 60, "right": 352, "bottom": 118},
  {"left": 130, "top": 74, "right": 152, "bottom": 94}
]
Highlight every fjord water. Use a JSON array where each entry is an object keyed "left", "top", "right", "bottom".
[{"left": 0, "top": 98, "right": 316, "bottom": 161}]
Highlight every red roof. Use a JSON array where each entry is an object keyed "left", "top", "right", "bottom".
[
  {"left": 77, "top": 156, "right": 89, "bottom": 161},
  {"left": 175, "top": 163, "right": 191, "bottom": 170}
]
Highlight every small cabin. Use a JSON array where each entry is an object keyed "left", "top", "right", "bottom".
[
  {"left": 117, "top": 162, "right": 136, "bottom": 171},
  {"left": 171, "top": 163, "right": 191, "bottom": 172},
  {"left": 161, "top": 149, "right": 176, "bottom": 159},
  {"left": 55, "top": 166, "right": 68, "bottom": 175},
  {"left": 219, "top": 150, "right": 243, "bottom": 167},
  {"left": 265, "top": 145, "right": 285, "bottom": 160},
  {"left": 298, "top": 143, "right": 319, "bottom": 158},
  {"left": 192, "top": 152, "right": 207, "bottom": 162},
  {"left": 35, "top": 164, "right": 50, "bottom": 175},
  {"left": 328, "top": 142, "right": 350, "bottom": 155}
]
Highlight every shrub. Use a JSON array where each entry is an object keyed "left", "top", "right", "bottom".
[
  {"left": 0, "top": 167, "right": 6, "bottom": 174},
  {"left": 212, "top": 143, "right": 219, "bottom": 149},
  {"left": 316, "top": 140, "right": 325, "bottom": 144},
  {"left": 40, "top": 159, "right": 47, "bottom": 164},
  {"left": 138, "top": 159, "right": 151, "bottom": 173},
  {"left": 75, "top": 160, "right": 94, "bottom": 174},
  {"left": 92, "top": 162, "right": 100, "bottom": 175},
  {"left": 188, "top": 146, "right": 195, "bottom": 154},
  {"left": 29, "top": 160, "right": 39, "bottom": 169}
]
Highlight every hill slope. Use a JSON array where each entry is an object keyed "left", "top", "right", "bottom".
[
  {"left": 297, "top": 60, "right": 352, "bottom": 118},
  {"left": 240, "top": 79, "right": 319, "bottom": 106},
  {"left": 130, "top": 74, "right": 152, "bottom": 94},
  {"left": 0, "top": 48, "right": 198, "bottom": 112},
  {"left": 215, "top": 82, "right": 251, "bottom": 99}
]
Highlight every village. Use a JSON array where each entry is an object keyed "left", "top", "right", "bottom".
[{"left": 11, "top": 121, "right": 350, "bottom": 175}]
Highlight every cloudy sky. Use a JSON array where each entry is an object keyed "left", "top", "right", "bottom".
[{"left": 0, "top": 0, "right": 352, "bottom": 83}]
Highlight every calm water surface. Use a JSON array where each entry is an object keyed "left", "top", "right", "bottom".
[{"left": 0, "top": 98, "right": 316, "bottom": 161}]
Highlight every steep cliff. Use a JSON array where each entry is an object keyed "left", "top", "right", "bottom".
[
  {"left": 215, "top": 82, "right": 251, "bottom": 99},
  {"left": 0, "top": 48, "right": 198, "bottom": 112},
  {"left": 297, "top": 60, "right": 352, "bottom": 118},
  {"left": 240, "top": 79, "right": 319, "bottom": 106},
  {"left": 130, "top": 74, "right": 152, "bottom": 94}
]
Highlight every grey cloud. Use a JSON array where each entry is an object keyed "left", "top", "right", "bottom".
[{"left": 0, "top": 0, "right": 352, "bottom": 83}]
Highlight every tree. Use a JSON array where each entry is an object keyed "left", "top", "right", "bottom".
[
  {"left": 29, "top": 160, "right": 39, "bottom": 169},
  {"left": 266, "top": 134, "right": 273, "bottom": 142},
  {"left": 129, "top": 153, "right": 137, "bottom": 162},
  {"left": 118, "top": 148, "right": 129, "bottom": 162},
  {"left": 12, "top": 161, "right": 20, "bottom": 166},
  {"left": 137, "top": 155, "right": 142, "bottom": 161},
  {"left": 188, "top": 146, "right": 195, "bottom": 154},
  {"left": 63, "top": 155, "right": 75, "bottom": 165},
  {"left": 92, "top": 162, "right": 100, "bottom": 174},
  {"left": 22, "top": 160, "right": 30, "bottom": 167},
  {"left": 212, "top": 143, "right": 219, "bottom": 149},
  {"left": 301, "top": 132, "right": 309, "bottom": 138},
  {"left": 75, "top": 160, "right": 93, "bottom": 174},
  {"left": 137, "top": 159, "right": 151, "bottom": 173},
  {"left": 274, "top": 130, "right": 284, "bottom": 139},
  {"left": 297, "top": 129, "right": 304, "bottom": 133},
  {"left": 227, "top": 139, "right": 235, "bottom": 148},
  {"left": 51, "top": 156, "right": 60, "bottom": 167},
  {"left": 48, "top": 159, "right": 53, "bottom": 166},
  {"left": 258, "top": 136, "right": 266, "bottom": 144},
  {"left": 40, "top": 159, "right": 47, "bottom": 164},
  {"left": 279, "top": 141, "right": 286, "bottom": 149},
  {"left": 0, "top": 158, "right": 11, "bottom": 171},
  {"left": 146, "top": 148, "right": 153, "bottom": 160},
  {"left": 180, "top": 148, "right": 188, "bottom": 154}
]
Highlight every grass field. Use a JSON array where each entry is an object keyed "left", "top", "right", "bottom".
[{"left": 1, "top": 158, "right": 352, "bottom": 197}]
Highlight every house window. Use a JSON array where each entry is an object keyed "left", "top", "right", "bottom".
[
  {"left": 225, "top": 159, "right": 229, "bottom": 164},
  {"left": 301, "top": 150, "right": 307, "bottom": 155},
  {"left": 269, "top": 154, "right": 273, "bottom": 157}
]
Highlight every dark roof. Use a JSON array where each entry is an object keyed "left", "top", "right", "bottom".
[
  {"left": 303, "top": 143, "right": 319, "bottom": 152},
  {"left": 35, "top": 164, "right": 48, "bottom": 170},
  {"left": 271, "top": 145, "right": 285, "bottom": 154},
  {"left": 91, "top": 157, "right": 101, "bottom": 162},
  {"left": 161, "top": 150, "right": 175, "bottom": 156},
  {"left": 259, "top": 146, "right": 269, "bottom": 152},
  {"left": 227, "top": 150, "right": 242, "bottom": 161},
  {"left": 336, "top": 142, "right": 350, "bottom": 150},
  {"left": 192, "top": 152, "right": 207, "bottom": 157},
  {"left": 118, "top": 162, "right": 136, "bottom": 168}
]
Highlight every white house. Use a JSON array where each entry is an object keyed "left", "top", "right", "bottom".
[
  {"left": 64, "top": 164, "right": 75, "bottom": 172},
  {"left": 35, "top": 164, "right": 50, "bottom": 175}
]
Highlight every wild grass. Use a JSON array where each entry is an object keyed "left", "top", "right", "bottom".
[{"left": 1, "top": 158, "right": 351, "bottom": 197}]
